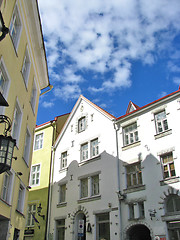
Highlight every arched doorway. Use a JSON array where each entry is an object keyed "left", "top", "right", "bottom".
[
  {"left": 74, "top": 212, "right": 86, "bottom": 240},
  {"left": 128, "top": 224, "right": 151, "bottom": 240}
]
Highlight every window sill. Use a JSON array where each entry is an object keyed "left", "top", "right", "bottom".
[
  {"left": 78, "top": 195, "right": 101, "bottom": 203},
  {"left": 79, "top": 155, "right": 101, "bottom": 166},
  {"left": 160, "top": 176, "right": 180, "bottom": 186},
  {"left": 122, "top": 141, "right": 141, "bottom": 151},
  {"left": 154, "top": 129, "right": 172, "bottom": 139},
  {"left": 0, "top": 198, "right": 11, "bottom": 206},
  {"left": 59, "top": 167, "right": 68, "bottom": 173},
  {"left": 128, "top": 216, "right": 145, "bottom": 221},
  {"left": 57, "top": 202, "right": 67, "bottom": 208},
  {"left": 124, "top": 185, "right": 145, "bottom": 194},
  {"left": 16, "top": 209, "right": 25, "bottom": 217},
  {"left": 161, "top": 213, "right": 180, "bottom": 222}
]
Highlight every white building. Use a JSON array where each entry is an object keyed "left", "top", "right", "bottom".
[
  {"left": 116, "top": 87, "right": 180, "bottom": 240},
  {"left": 48, "top": 88, "right": 180, "bottom": 240}
]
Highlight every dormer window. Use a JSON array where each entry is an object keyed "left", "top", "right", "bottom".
[{"left": 78, "top": 116, "right": 86, "bottom": 133}]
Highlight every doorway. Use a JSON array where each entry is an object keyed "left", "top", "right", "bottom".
[
  {"left": 128, "top": 224, "right": 151, "bottom": 240},
  {"left": 74, "top": 212, "right": 86, "bottom": 240}
]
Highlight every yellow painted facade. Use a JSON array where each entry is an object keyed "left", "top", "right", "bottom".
[
  {"left": 0, "top": 0, "right": 50, "bottom": 239},
  {"left": 25, "top": 114, "right": 69, "bottom": 240}
]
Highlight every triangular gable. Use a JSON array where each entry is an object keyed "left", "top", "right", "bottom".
[
  {"left": 126, "top": 101, "right": 140, "bottom": 114},
  {"left": 54, "top": 95, "right": 115, "bottom": 149}
]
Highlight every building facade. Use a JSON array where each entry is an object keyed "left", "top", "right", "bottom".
[
  {"left": 24, "top": 114, "right": 69, "bottom": 240},
  {"left": 48, "top": 88, "right": 180, "bottom": 240},
  {"left": 0, "top": 1, "right": 50, "bottom": 239},
  {"left": 116, "top": 88, "right": 180, "bottom": 240}
]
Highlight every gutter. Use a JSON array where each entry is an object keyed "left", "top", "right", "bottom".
[
  {"left": 113, "top": 120, "right": 123, "bottom": 240},
  {"left": 46, "top": 121, "right": 56, "bottom": 240},
  {"left": 40, "top": 84, "right": 53, "bottom": 96}
]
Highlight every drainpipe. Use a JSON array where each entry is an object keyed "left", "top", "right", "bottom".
[
  {"left": 45, "top": 121, "right": 56, "bottom": 240},
  {"left": 113, "top": 120, "right": 123, "bottom": 240}
]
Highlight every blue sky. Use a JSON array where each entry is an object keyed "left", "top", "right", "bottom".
[{"left": 37, "top": 0, "right": 180, "bottom": 125}]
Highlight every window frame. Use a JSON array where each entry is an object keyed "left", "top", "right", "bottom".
[
  {"left": 91, "top": 175, "right": 99, "bottom": 196},
  {"left": 26, "top": 204, "right": 36, "bottom": 227},
  {"left": 96, "top": 213, "right": 110, "bottom": 240},
  {"left": 30, "top": 78, "right": 37, "bottom": 114},
  {"left": 166, "top": 194, "right": 180, "bottom": 215},
  {"left": 80, "top": 178, "right": 88, "bottom": 199},
  {"left": 30, "top": 164, "right": 41, "bottom": 187},
  {"left": 21, "top": 46, "right": 31, "bottom": 87},
  {"left": 9, "top": 4, "right": 22, "bottom": 50},
  {"left": 59, "top": 184, "right": 66, "bottom": 203},
  {"left": 161, "top": 152, "right": 176, "bottom": 179},
  {"left": 0, "top": 58, "right": 10, "bottom": 114},
  {"left": 17, "top": 183, "right": 25, "bottom": 213},
  {"left": 34, "top": 133, "right": 43, "bottom": 150},
  {"left": 154, "top": 110, "right": 169, "bottom": 134},
  {"left": 80, "top": 142, "right": 88, "bottom": 162},
  {"left": 23, "top": 127, "right": 31, "bottom": 166},
  {"left": 123, "top": 122, "right": 139, "bottom": 146},
  {"left": 60, "top": 151, "right": 67, "bottom": 169},
  {"left": 90, "top": 138, "right": 99, "bottom": 158},
  {"left": 126, "top": 162, "right": 143, "bottom": 188},
  {"left": 1, "top": 171, "right": 14, "bottom": 204},
  {"left": 78, "top": 116, "right": 86, "bottom": 133},
  {"left": 11, "top": 99, "right": 22, "bottom": 145}
]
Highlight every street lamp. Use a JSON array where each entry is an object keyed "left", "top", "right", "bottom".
[
  {"left": 37, "top": 203, "right": 45, "bottom": 220},
  {"left": 0, "top": 10, "right": 9, "bottom": 41},
  {"left": 0, "top": 115, "right": 16, "bottom": 174}
]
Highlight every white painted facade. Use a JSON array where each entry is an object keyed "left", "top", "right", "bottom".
[
  {"left": 48, "top": 95, "right": 119, "bottom": 240},
  {"left": 116, "top": 89, "right": 180, "bottom": 240},
  {"left": 48, "top": 89, "right": 180, "bottom": 240}
]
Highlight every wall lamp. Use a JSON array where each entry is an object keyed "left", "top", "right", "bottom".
[
  {"left": 37, "top": 203, "right": 45, "bottom": 220},
  {"left": 0, "top": 10, "right": 9, "bottom": 41},
  {"left": 149, "top": 209, "right": 156, "bottom": 220},
  {"left": 0, "top": 115, "right": 16, "bottom": 174},
  {"left": 117, "top": 191, "right": 126, "bottom": 200}
]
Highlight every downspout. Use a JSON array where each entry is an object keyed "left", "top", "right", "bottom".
[
  {"left": 113, "top": 120, "right": 123, "bottom": 240},
  {"left": 45, "top": 121, "right": 55, "bottom": 240}
]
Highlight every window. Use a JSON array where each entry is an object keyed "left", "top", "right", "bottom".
[
  {"left": 168, "top": 222, "right": 180, "bottom": 240},
  {"left": 91, "top": 175, "right": 99, "bottom": 196},
  {"left": 1, "top": 171, "right": 13, "bottom": 204},
  {"left": 26, "top": 204, "right": 36, "bottom": 227},
  {"left": 155, "top": 110, "right": 169, "bottom": 134},
  {"left": 13, "top": 228, "right": 20, "bottom": 240},
  {"left": 56, "top": 219, "right": 65, "bottom": 240},
  {"left": 81, "top": 143, "right": 88, "bottom": 161},
  {"left": 166, "top": 194, "right": 180, "bottom": 214},
  {"left": 23, "top": 128, "right": 31, "bottom": 165},
  {"left": 96, "top": 213, "right": 110, "bottom": 240},
  {"left": 80, "top": 178, "right": 88, "bottom": 198},
  {"left": 123, "top": 122, "right": 139, "bottom": 146},
  {"left": 138, "top": 201, "right": 145, "bottom": 218},
  {"left": 126, "top": 162, "right": 142, "bottom": 188},
  {"left": 78, "top": 116, "right": 86, "bottom": 133},
  {"left": 17, "top": 184, "right": 25, "bottom": 213},
  {"left": 161, "top": 152, "right": 176, "bottom": 179},
  {"left": 30, "top": 164, "right": 40, "bottom": 186},
  {"left": 22, "top": 47, "right": 31, "bottom": 86},
  {"left": 0, "top": 59, "right": 10, "bottom": 114},
  {"left": 30, "top": 79, "right": 37, "bottom": 113},
  {"left": 59, "top": 184, "right": 66, "bottom": 203},
  {"left": 91, "top": 138, "right": 99, "bottom": 157},
  {"left": 11, "top": 100, "right": 22, "bottom": 144},
  {"left": 34, "top": 133, "right": 43, "bottom": 150},
  {"left": 129, "top": 203, "right": 135, "bottom": 219},
  {"left": 9, "top": 5, "right": 22, "bottom": 50},
  {"left": 61, "top": 152, "right": 67, "bottom": 169}
]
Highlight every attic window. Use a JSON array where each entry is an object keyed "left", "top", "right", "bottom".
[{"left": 78, "top": 116, "right": 86, "bottom": 133}]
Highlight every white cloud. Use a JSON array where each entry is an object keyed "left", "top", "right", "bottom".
[
  {"left": 38, "top": 0, "right": 180, "bottom": 98},
  {"left": 42, "top": 101, "right": 54, "bottom": 108},
  {"left": 54, "top": 84, "right": 81, "bottom": 101},
  {"left": 173, "top": 77, "right": 180, "bottom": 85}
]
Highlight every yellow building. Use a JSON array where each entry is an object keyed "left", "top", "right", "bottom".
[
  {"left": 24, "top": 114, "right": 69, "bottom": 240},
  {"left": 0, "top": 0, "right": 51, "bottom": 239}
]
